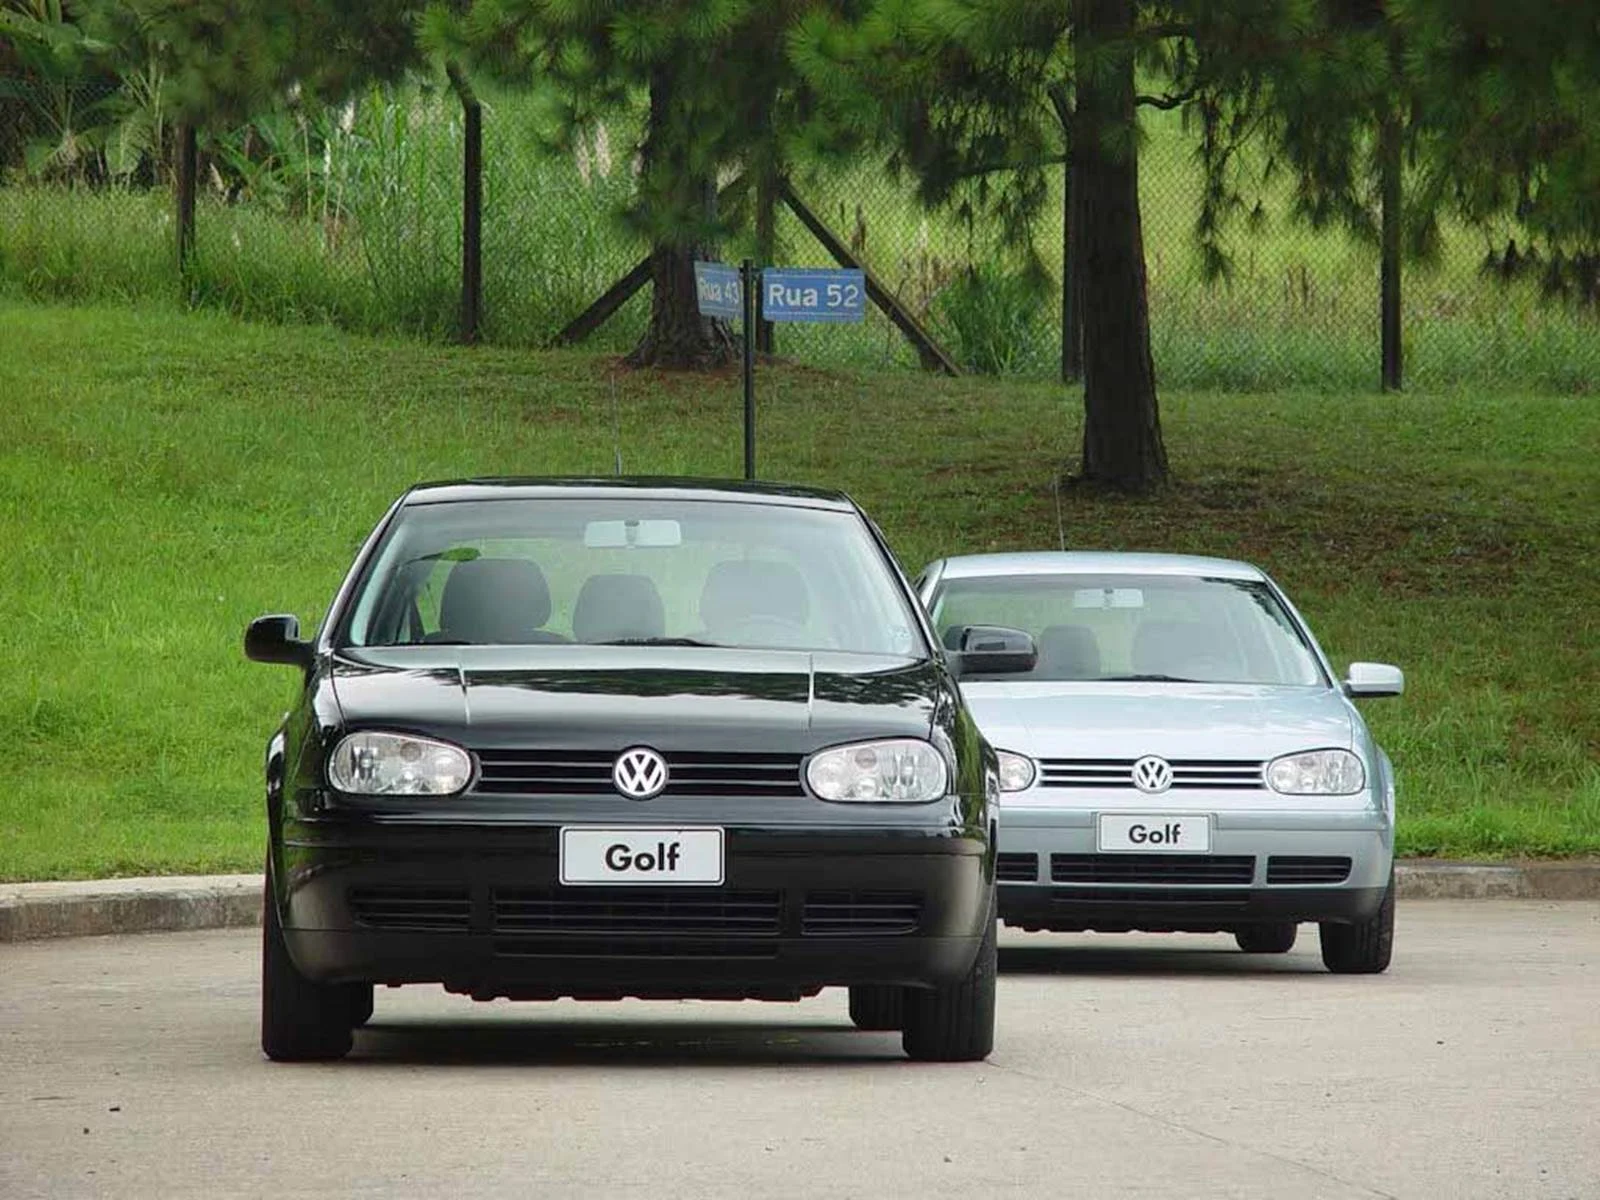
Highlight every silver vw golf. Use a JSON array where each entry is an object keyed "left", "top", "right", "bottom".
[{"left": 917, "top": 552, "right": 1402, "bottom": 973}]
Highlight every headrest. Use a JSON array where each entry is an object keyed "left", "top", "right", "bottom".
[
  {"left": 572, "top": 573, "right": 666, "bottom": 643},
  {"left": 439, "top": 557, "right": 552, "bottom": 643},
  {"left": 1036, "top": 624, "right": 1101, "bottom": 680},
  {"left": 698, "top": 560, "right": 810, "bottom": 630},
  {"left": 1131, "top": 620, "right": 1211, "bottom": 677}
]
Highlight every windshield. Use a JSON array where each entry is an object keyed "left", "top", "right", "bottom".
[
  {"left": 340, "top": 497, "right": 926, "bottom": 657},
  {"left": 929, "top": 573, "right": 1326, "bottom": 686}
]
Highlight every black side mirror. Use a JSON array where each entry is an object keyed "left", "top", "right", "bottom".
[
  {"left": 949, "top": 625, "right": 1037, "bottom": 677},
  {"left": 245, "top": 614, "right": 313, "bottom": 667}
]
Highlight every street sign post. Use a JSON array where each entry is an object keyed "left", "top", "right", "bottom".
[{"left": 694, "top": 262, "right": 866, "bottom": 480}]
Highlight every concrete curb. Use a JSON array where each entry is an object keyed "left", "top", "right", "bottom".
[
  {"left": 2, "top": 861, "right": 1597, "bottom": 943},
  {"left": 0, "top": 874, "right": 261, "bottom": 943}
]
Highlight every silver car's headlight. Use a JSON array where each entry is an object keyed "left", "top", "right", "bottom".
[
  {"left": 806, "top": 738, "right": 949, "bottom": 803},
  {"left": 1266, "top": 749, "right": 1365, "bottom": 795},
  {"left": 996, "top": 750, "right": 1036, "bottom": 793},
  {"left": 328, "top": 731, "right": 473, "bottom": 796}
]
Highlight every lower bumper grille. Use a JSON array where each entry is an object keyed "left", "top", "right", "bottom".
[
  {"left": 348, "top": 887, "right": 472, "bottom": 931},
  {"left": 1051, "top": 854, "right": 1256, "bottom": 885},
  {"left": 492, "top": 888, "right": 781, "bottom": 937},
  {"left": 998, "top": 853, "right": 1040, "bottom": 883},
  {"left": 1267, "top": 856, "right": 1353, "bottom": 884},
  {"left": 801, "top": 891, "right": 922, "bottom": 936}
]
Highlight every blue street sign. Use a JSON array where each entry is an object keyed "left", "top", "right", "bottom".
[
  {"left": 693, "top": 261, "right": 743, "bottom": 320},
  {"left": 762, "top": 268, "right": 867, "bottom": 323}
]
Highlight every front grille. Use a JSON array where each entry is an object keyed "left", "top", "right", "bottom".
[
  {"left": 474, "top": 749, "right": 805, "bottom": 797},
  {"left": 801, "top": 891, "right": 922, "bottom": 936},
  {"left": 1267, "top": 855, "right": 1352, "bottom": 884},
  {"left": 491, "top": 888, "right": 781, "bottom": 936},
  {"left": 1038, "top": 758, "right": 1264, "bottom": 790},
  {"left": 348, "top": 886, "right": 472, "bottom": 931},
  {"left": 1051, "top": 854, "right": 1256, "bottom": 885},
  {"left": 997, "top": 852, "right": 1040, "bottom": 883}
]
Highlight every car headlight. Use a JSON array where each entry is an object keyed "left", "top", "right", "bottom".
[
  {"left": 328, "top": 731, "right": 473, "bottom": 796},
  {"left": 1265, "top": 749, "right": 1365, "bottom": 795},
  {"left": 806, "top": 738, "right": 949, "bottom": 803},
  {"left": 996, "top": 750, "right": 1036, "bottom": 793}
]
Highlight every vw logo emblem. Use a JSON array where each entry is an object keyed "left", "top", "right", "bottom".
[
  {"left": 1131, "top": 755, "right": 1174, "bottom": 794},
  {"left": 613, "top": 747, "right": 669, "bottom": 800}
]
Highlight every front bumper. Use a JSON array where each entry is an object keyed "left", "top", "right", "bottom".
[
  {"left": 997, "top": 809, "right": 1392, "bottom": 933},
  {"left": 276, "top": 819, "right": 990, "bottom": 999}
]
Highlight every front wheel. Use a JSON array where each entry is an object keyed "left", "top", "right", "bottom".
[
  {"left": 261, "top": 858, "right": 355, "bottom": 1062},
  {"left": 848, "top": 986, "right": 904, "bottom": 1031},
  {"left": 901, "top": 896, "right": 997, "bottom": 1062},
  {"left": 1319, "top": 872, "right": 1395, "bottom": 974},
  {"left": 1234, "top": 923, "right": 1298, "bottom": 954}
]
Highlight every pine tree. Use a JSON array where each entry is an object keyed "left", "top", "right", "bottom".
[{"left": 440, "top": 0, "right": 859, "bottom": 368}]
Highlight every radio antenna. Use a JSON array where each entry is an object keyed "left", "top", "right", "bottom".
[
  {"left": 610, "top": 371, "right": 623, "bottom": 476},
  {"left": 1053, "top": 473, "right": 1068, "bottom": 551}
]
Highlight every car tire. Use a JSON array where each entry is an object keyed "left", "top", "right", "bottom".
[
  {"left": 347, "top": 984, "right": 375, "bottom": 1029},
  {"left": 261, "top": 858, "right": 355, "bottom": 1062},
  {"left": 1319, "top": 871, "right": 1395, "bottom": 975},
  {"left": 848, "top": 985, "right": 904, "bottom": 1031},
  {"left": 1234, "top": 923, "right": 1298, "bottom": 954},
  {"left": 901, "top": 894, "right": 997, "bottom": 1063}
]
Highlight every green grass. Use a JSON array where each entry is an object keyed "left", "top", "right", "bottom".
[
  {"left": 3, "top": 84, "right": 1596, "bottom": 389},
  {"left": 1, "top": 299, "right": 1596, "bottom": 880}
]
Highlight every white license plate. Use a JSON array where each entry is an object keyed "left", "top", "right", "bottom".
[
  {"left": 1097, "top": 814, "right": 1212, "bottom": 853},
  {"left": 559, "top": 827, "right": 724, "bottom": 886}
]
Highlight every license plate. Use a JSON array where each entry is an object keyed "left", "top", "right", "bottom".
[
  {"left": 1097, "top": 813, "right": 1211, "bottom": 853},
  {"left": 559, "top": 827, "right": 724, "bottom": 886}
]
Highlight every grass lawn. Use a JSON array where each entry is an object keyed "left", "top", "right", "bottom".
[{"left": 1, "top": 299, "right": 1595, "bottom": 880}]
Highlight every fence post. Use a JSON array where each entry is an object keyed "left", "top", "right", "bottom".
[
  {"left": 448, "top": 63, "right": 483, "bottom": 345},
  {"left": 755, "top": 165, "right": 777, "bottom": 354},
  {"left": 175, "top": 124, "right": 197, "bottom": 286},
  {"left": 1379, "top": 99, "right": 1403, "bottom": 390}
]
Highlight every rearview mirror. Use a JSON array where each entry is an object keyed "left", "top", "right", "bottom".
[
  {"left": 1344, "top": 661, "right": 1403, "bottom": 698},
  {"left": 949, "top": 625, "right": 1038, "bottom": 678},
  {"left": 245, "top": 614, "right": 313, "bottom": 668}
]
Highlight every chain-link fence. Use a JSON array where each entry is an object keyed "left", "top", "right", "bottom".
[{"left": 3, "top": 76, "right": 1595, "bottom": 391}]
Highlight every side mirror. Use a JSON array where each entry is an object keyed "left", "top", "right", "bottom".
[
  {"left": 1344, "top": 661, "right": 1403, "bottom": 698},
  {"left": 950, "top": 625, "right": 1037, "bottom": 678},
  {"left": 245, "top": 614, "right": 313, "bottom": 668}
]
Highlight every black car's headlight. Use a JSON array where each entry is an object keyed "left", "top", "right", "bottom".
[
  {"left": 805, "top": 738, "right": 949, "bottom": 803},
  {"left": 1265, "top": 749, "right": 1365, "bottom": 795},
  {"left": 995, "top": 750, "right": 1036, "bottom": 793},
  {"left": 327, "top": 731, "right": 473, "bottom": 796}
]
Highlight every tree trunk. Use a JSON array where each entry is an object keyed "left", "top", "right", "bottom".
[
  {"left": 1072, "top": 0, "right": 1168, "bottom": 491},
  {"left": 626, "top": 66, "right": 736, "bottom": 369}
]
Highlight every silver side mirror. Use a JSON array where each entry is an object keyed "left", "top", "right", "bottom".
[{"left": 1344, "top": 661, "right": 1404, "bottom": 698}]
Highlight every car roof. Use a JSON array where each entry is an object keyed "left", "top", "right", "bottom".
[
  {"left": 931, "top": 551, "right": 1267, "bottom": 582},
  {"left": 401, "top": 477, "right": 857, "bottom": 511}
]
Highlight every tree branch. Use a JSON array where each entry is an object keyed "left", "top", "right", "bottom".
[
  {"left": 1135, "top": 87, "right": 1198, "bottom": 111},
  {"left": 1133, "top": 21, "right": 1195, "bottom": 42}
]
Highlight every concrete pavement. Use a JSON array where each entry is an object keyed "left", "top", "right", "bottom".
[{"left": 2, "top": 900, "right": 1596, "bottom": 1198}]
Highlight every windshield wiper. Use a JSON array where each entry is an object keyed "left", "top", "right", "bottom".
[
  {"left": 1095, "top": 673, "right": 1200, "bottom": 683},
  {"left": 596, "top": 637, "right": 725, "bottom": 648}
]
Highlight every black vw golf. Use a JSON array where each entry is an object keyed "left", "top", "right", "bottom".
[{"left": 246, "top": 479, "right": 1035, "bottom": 1062}]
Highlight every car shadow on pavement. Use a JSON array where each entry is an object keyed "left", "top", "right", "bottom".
[
  {"left": 346, "top": 1018, "right": 905, "bottom": 1067},
  {"left": 999, "top": 940, "right": 1324, "bottom": 977}
]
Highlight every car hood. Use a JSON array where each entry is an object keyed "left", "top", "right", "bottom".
[
  {"left": 327, "top": 645, "right": 940, "bottom": 753},
  {"left": 959, "top": 681, "right": 1353, "bottom": 760}
]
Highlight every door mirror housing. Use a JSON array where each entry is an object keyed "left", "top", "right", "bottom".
[
  {"left": 1344, "top": 661, "right": 1403, "bottom": 698},
  {"left": 245, "top": 614, "right": 313, "bottom": 668},
  {"left": 949, "top": 625, "right": 1038, "bottom": 678}
]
